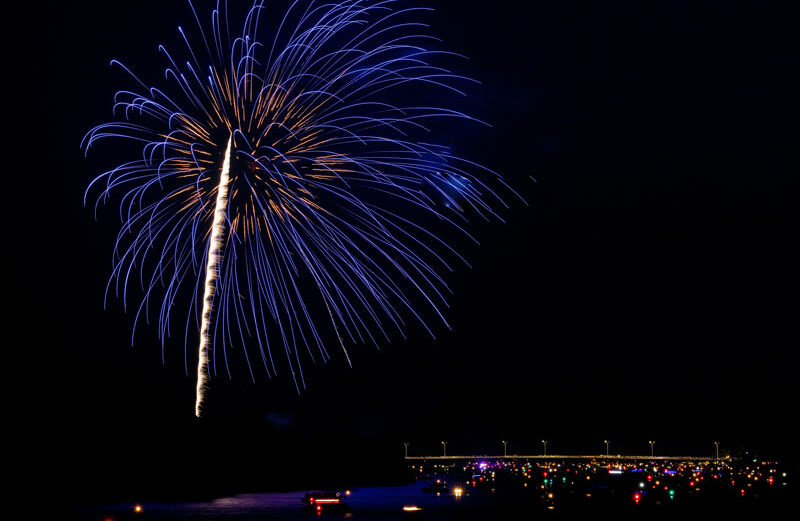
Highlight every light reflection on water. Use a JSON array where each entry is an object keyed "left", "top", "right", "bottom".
[{"left": 89, "top": 484, "right": 486, "bottom": 521}]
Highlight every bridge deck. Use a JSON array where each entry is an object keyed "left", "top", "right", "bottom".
[{"left": 405, "top": 455, "right": 717, "bottom": 461}]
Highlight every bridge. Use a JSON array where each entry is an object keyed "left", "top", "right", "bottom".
[{"left": 405, "top": 454, "right": 720, "bottom": 461}]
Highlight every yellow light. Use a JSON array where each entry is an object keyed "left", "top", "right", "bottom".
[
  {"left": 134, "top": 505, "right": 143, "bottom": 513},
  {"left": 453, "top": 487, "right": 463, "bottom": 496},
  {"left": 403, "top": 506, "right": 422, "bottom": 512}
]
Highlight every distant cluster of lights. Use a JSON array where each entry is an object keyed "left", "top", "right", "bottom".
[{"left": 409, "top": 457, "right": 790, "bottom": 512}]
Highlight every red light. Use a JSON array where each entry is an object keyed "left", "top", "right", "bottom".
[
  {"left": 689, "top": 481, "right": 694, "bottom": 487},
  {"left": 543, "top": 472, "right": 548, "bottom": 477},
  {"left": 768, "top": 477, "right": 774, "bottom": 485},
  {"left": 317, "top": 505, "right": 322, "bottom": 511}
]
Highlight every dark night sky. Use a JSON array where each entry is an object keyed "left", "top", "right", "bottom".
[{"left": 22, "top": 0, "right": 799, "bottom": 504}]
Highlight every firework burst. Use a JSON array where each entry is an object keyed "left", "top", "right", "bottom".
[{"left": 84, "top": 0, "right": 517, "bottom": 415}]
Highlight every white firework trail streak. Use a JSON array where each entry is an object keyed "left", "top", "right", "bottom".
[{"left": 195, "top": 136, "right": 233, "bottom": 417}]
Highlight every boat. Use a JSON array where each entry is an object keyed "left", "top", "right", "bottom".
[
  {"left": 301, "top": 491, "right": 348, "bottom": 512},
  {"left": 421, "top": 479, "right": 449, "bottom": 493}
]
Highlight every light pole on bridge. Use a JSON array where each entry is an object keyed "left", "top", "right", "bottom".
[
  {"left": 714, "top": 441, "right": 720, "bottom": 461},
  {"left": 502, "top": 440, "right": 508, "bottom": 457},
  {"left": 541, "top": 440, "right": 548, "bottom": 456},
  {"left": 441, "top": 441, "right": 447, "bottom": 457},
  {"left": 604, "top": 440, "right": 610, "bottom": 457},
  {"left": 649, "top": 440, "right": 655, "bottom": 457},
  {"left": 404, "top": 442, "right": 409, "bottom": 458}
]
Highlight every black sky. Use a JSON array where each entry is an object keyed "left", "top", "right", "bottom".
[{"left": 23, "top": 0, "right": 799, "bottom": 504}]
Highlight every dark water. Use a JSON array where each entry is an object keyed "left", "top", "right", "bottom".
[
  {"left": 83, "top": 485, "right": 485, "bottom": 521},
  {"left": 78, "top": 481, "right": 792, "bottom": 521}
]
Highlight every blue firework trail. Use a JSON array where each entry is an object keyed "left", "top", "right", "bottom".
[{"left": 83, "top": 0, "right": 519, "bottom": 415}]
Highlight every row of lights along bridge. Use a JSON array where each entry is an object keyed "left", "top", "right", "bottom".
[{"left": 403, "top": 441, "right": 723, "bottom": 459}]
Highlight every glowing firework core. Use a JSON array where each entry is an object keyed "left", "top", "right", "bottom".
[{"left": 196, "top": 136, "right": 233, "bottom": 417}]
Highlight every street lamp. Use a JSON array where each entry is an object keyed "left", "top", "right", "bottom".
[
  {"left": 714, "top": 441, "right": 720, "bottom": 461},
  {"left": 649, "top": 440, "right": 655, "bottom": 457},
  {"left": 502, "top": 440, "right": 508, "bottom": 457},
  {"left": 404, "top": 442, "right": 410, "bottom": 459},
  {"left": 542, "top": 440, "right": 548, "bottom": 456},
  {"left": 441, "top": 441, "right": 448, "bottom": 457},
  {"left": 604, "top": 440, "right": 610, "bottom": 457}
]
